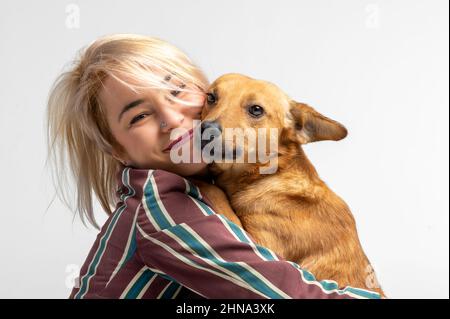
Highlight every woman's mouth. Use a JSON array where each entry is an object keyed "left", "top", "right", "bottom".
[{"left": 163, "top": 128, "right": 194, "bottom": 152}]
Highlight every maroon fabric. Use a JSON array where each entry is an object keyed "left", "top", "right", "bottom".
[{"left": 69, "top": 166, "right": 364, "bottom": 299}]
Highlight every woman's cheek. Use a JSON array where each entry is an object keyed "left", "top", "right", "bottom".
[
  {"left": 184, "top": 89, "right": 205, "bottom": 106},
  {"left": 128, "top": 129, "right": 153, "bottom": 154}
]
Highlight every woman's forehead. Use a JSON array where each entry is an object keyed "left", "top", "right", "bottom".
[{"left": 99, "top": 75, "right": 140, "bottom": 108}]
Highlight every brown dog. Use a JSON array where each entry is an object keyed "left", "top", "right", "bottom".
[{"left": 191, "top": 73, "right": 384, "bottom": 296}]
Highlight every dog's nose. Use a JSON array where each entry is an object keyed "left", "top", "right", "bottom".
[
  {"left": 200, "top": 121, "right": 222, "bottom": 149},
  {"left": 201, "top": 120, "right": 222, "bottom": 133}
]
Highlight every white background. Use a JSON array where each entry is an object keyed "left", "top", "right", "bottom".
[{"left": 0, "top": 0, "right": 448, "bottom": 298}]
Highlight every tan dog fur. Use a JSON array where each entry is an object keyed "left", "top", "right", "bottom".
[{"left": 191, "top": 73, "right": 384, "bottom": 296}]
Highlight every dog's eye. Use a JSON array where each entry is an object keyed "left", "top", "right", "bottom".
[
  {"left": 247, "top": 105, "right": 265, "bottom": 118},
  {"left": 206, "top": 93, "right": 217, "bottom": 105}
]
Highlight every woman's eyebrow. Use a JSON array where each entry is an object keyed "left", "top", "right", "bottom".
[
  {"left": 117, "top": 74, "right": 176, "bottom": 122},
  {"left": 118, "top": 99, "right": 145, "bottom": 122},
  {"left": 164, "top": 74, "right": 172, "bottom": 82}
]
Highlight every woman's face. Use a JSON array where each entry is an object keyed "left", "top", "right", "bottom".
[{"left": 99, "top": 72, "right": 208, "bottom": 176}]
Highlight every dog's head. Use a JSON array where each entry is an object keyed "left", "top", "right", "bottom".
[{"left": 200, "top": 73, "right": 347, "bottom": 176}]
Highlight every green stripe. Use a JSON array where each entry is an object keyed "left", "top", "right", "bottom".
[
  {"left": 143, "top": 174, "right": 173, "bottom": 229},
  {"left": 186, "top": 180, "right": 200, "bottom": 198},
  {"left": 123, "top": 227, "right": 137, "bottom": 264},
  {"left": 192, "top": 195, "right": 278, "bottom": 261},
  {"left": 75, "top": 168, "right": 134, "bottom": 299},
  {"left": 320, "top": 280, "right": 339, "bottom": 291},
  {"left": 124, "top": 270, "right": 155, "bottom": 299},
  {"left": 289, "top": 262, "right": 381, "bottom": 299},
  {"left": 342, "top": 287, "right": 381, "bottom": 299},
  {"left": 169, "top": 225, "right": 286, "bottom": 299},
  {"left": 159, "top": 282, "right": 181, "bottom": 299}
]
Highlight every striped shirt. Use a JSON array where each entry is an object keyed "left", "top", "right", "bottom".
[{"left": 70, "top": 167, "right": 381, "bottom": 299}]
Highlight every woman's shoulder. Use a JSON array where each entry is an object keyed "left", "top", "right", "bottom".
[
  {"left": 118, "top": 167, "right": 193, "bottom": 198},
  {"left": 149, "top": 169, "right": 191, "bottom": 193}
]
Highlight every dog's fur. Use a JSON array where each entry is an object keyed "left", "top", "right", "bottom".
[{"left": 191, "top": 73, "right": 384, "bottom": 296}]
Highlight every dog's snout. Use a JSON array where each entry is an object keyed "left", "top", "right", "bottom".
[
  {"left": 201, "top": 121, "right": 222, "bottom": 134},
  {"left": 200, "top": 121, "right": 222, "bottom": 149}
]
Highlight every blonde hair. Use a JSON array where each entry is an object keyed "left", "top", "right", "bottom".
[{"left": 46, "top": 34, "right": 209, "bottom": 228}]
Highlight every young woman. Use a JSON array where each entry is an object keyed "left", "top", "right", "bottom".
[{"left": 47, "top": 34, "right": 380, "bottom": 299}]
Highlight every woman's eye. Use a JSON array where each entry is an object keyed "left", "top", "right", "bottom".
[
  {"left": 206, "top": 93, "right": 217, "bottom": 105},
  {"left": 130, "top": 113, "right": 149, "bottom": 125},
  {"left": 247, "top": 105, "right": 265, "bottom": 118}
]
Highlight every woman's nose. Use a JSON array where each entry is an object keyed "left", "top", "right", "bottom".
[{"left": 159, "top": 107, "right": 185, "bottom": 133}]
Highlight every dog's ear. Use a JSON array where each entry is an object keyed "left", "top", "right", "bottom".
[{"left": 289, "top": 101, "right": 348, "bottom": 144}]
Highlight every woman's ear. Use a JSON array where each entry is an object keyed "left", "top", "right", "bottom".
[
  {"left": 289, "top": 101, "right": 348, "bottom": 144},
  {"left": 111, "top": 148, "right": 131, "bottom": 166}
]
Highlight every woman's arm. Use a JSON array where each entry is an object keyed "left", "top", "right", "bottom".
[
  {"left": 187, "top": 177, "right": 243, "bottom": 227},
  {"left": 135, "top": 169, "right": 381, "bottom": 299}
]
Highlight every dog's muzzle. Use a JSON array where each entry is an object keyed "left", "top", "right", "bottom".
[{"left": 200, "top": 121, "right": 222, "bottom": 150}]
